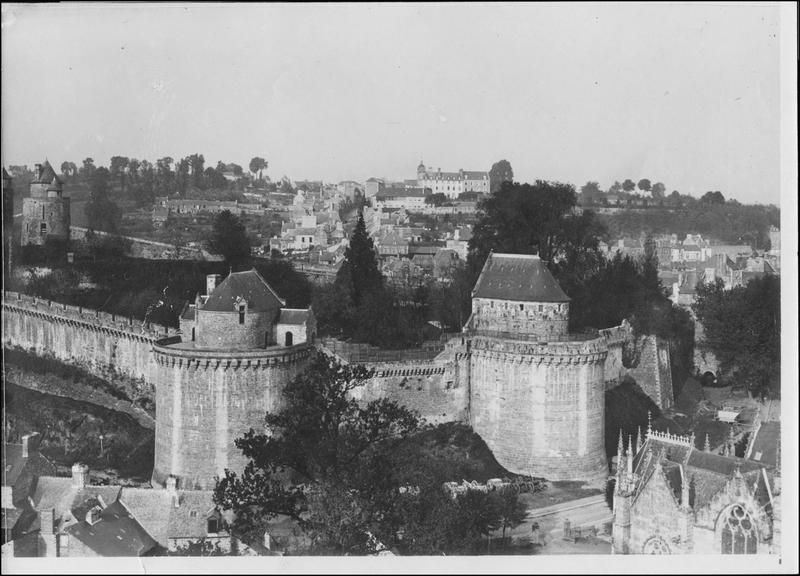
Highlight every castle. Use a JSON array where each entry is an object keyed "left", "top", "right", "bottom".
[
  {"left": 20, "top": 161, "right": 70, "bottom": 247},
  {"left": 416, "top": 161, "right": 490, "bottom": 199},
  {"left": 3, "top": 250, "right": 674, "bottom": 491}
]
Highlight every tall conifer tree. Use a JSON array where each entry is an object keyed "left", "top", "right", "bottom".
[{"left": 336, "top": 211, "right": 383, "bottom": 306}]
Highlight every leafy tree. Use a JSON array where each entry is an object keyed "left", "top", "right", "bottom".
[
  {"left": 249, "top": 157, "right": 268, "bottom": 182},
  {"left": 622, "top": 179, "right": 636, "bottom": 192},
  {"left": 425, "top": 192, "right": 448, "bottom": 207},
  {"left": 700, "top": 190, "right": 725, "bottom": 205},
  {"left": 496, "top": 488, "right": 527, "bottom": 541},
  {"left": 335, "top": 211, "right": 383, "bottom": 307},
  {"left": 651, "top": 182, "right": 666, "bottom": 199},
  {"left": 85, "top": 167, "right": 122, "bottom": 233},
  {"left": 81, "top": 157, "right": 96, "bottom": 180},
  {"left": 692, "top": 275, "right": 780, "bottom": 398},
  {"left": 109, "top": 156, "right": 129, "bottom": 192},
  {"left": 205, "top": 166, "right": 228, "bottom": 190},
  {"left": 156, "top": 157, "right": 175, "bottom": 196},
  {"left": 468, "top": 180, "right": 603, "bottom": 271},
  {"left": 488, "top": 159, "right": 513, "bottom": 193},
  {"left": 608, "top": 181, "right": 623, "bottom": 195},
  {"left": 579, "top": 181, "right": 604, "bottom": 205},
  {"left": 188, "top": 153, "right": 205, "bottom": 189},
  {"left": 637, "top": 178, "right": 651, "bottom": 193},
  {"left": 213, "top": 352, "right": 420, "bottom": 554},
  {"left": 208, "top": 210, "right": 251, "bottom": 266},
  {"left": 60, "top": 161, "right": 73, "bottom": 179}
]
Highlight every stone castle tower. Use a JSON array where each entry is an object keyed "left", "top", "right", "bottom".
[
  {"left": 21, "top": 161, "right": 70, "bottom": 247},
  {"left": 465, "top": 253, "right": 608, "bottom": 484},
  {"left": 152, "top": 269, "right": 316, "bottom": 489},
  {"left": 3, "top": 168, "right": 14, "bottom": 274}
]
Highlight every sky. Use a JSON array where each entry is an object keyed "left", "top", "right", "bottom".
[{"left": 1, "top": 2, "right": 785, "bottom": 205}]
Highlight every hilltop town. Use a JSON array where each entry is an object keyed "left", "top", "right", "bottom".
[{"left": 1, "top": 157, "right": 782, "bottom": 559}]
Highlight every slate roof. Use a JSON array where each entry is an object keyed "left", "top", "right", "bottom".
[
  {"left": 66, "top": 500, "right": 158, "bottom": 557},
  {"left": 278, "top": 309, "right": 311, "bottom": 325},
  {"left": 30, "top": 477, "right": 121, "bottom": 524},
  {"left": 201, "top": 269, "right": 285, "bottom": 312},
  {"left": 631, "top": 435, "right": 773, "bottom": 510},
  {"left": 745, "top": 421, "right": 780, "bottom": 467},
  {"left": 179, "top": 301, "right": 196, "bottom": 321},
  {"left": 462, "top": 170, "right": 488, "bottom": 180},
  {"left": 2, "top": 167, "right": 10, "bottom": 181},
  {"left": 2, "top": 444, "right": 57, "bottom": 492},
  {"left": 31, "top": 161, "right": 57, "bottom": 184},
  {"left": 472, "top": 253, "right": 570, "bottom": 302},
  {"left": 119, "top": 488, "right": 226, "bottom": 548}
]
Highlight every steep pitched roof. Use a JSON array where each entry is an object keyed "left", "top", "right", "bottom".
[
  {"left": 66, "top": 500, "right": 158, "bottom": 557},
  {"left": 2, "top": 167, "right": 11, "bottom": 181},
  {"left": 31, "top": 161, "right": 57, "bottom": 184},
  {"left": 745, "top": 421, "right": 780, "bottom": 467},
  {"left": 2, "top": 443, "right": 57, "bottom": 491},
  {"left": 472, "top": 253, "right": 570, "bottom": 302},
  {"left": 201, "top": 269, "right": 285, "bottom": 312},
  {"left": 30, "top": 477, "right": 121, "bottom": 523}
]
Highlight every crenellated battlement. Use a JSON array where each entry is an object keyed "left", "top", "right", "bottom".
[
  {"left": 152, "top": 342, "right": 312, "bottom": 370},
  {"left": 2, "top": 291, "right": 178, "bottom": 341},
  {"left": 469, "top": 332, "right": 609, "bottom": 365}
]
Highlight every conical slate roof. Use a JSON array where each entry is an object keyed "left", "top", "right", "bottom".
[
  {"left": 47, "top": 175, "right": 64, "bottom": 191},
  {"left": 472, "top": 252, "right": 570, "bottom": 302}
]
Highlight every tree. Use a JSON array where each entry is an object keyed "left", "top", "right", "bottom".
[
  {"left": 249, "top": 157, "right": 268, "bottom": 182},
  {"left": 188, "top": 153, "right": 205, "bottom": 189},
  {"left": 425, "top": 192, "right": 448, "bottom": 207},
  {"left": 213, "top": 351, "right": 421, "bottom": 554},
  {"left": 488, "top": 159, "right": 513, "bottom": 193},
  {"left": 692, "top": 275, "right": 780, "bottom": 398},
  {"left": 496, "top": 488, "right": 527, "bottom": 541},
  {"left": 109, "top": 156, "right": 129, "bottom": 192},
  {"left": 81, "top": 158, "right": 96, "bottom": 180},
  {"left": 579, "top": 181, "right": 603, "bottom": 205},
  {"left": 208, "top": 210, "right": 251, "bottom": 265},
  {"left": 622, "top": 179, "right": 636, "bottom": 192},
  {"left": 205, "top": 166, "right": 228, "bottom": 190},
  {"left": 60, "top": 161, "right": 72, "bottom": 178},
  {"left": 700, "top": 190, "right": 725, "bottom": 205},
  {"left": 651, "top": 182, "right": 666, "bottom": 199},
  {"left": 468, "top": 180, "right": 603, "bottom": 270},
  {"left": 637, "top": 179, "right": 651, "bottom": 193},
  {"left": 335, "top": 211, "right": 383, "bottom": 307},
  {"left": 85, "top": 167, "right": 122, "bottom": 233}
]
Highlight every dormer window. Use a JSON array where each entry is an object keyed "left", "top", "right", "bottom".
[
  {"left": 238, "top": 304, "right": 246, "bottom": 324},
  {"left": 207, "top": 517, "right": 219, "bottom": 535}
]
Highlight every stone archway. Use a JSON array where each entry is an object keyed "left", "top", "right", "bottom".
[{"left": 642, "top": 535, "right": 671, "bottom": 554}]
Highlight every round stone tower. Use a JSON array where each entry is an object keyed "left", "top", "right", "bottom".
[
  {"left": 466, "top": 253, "right": 608, "bottom": 484},
  {"left": 152, "top": 269, "right": 316, "bottom": 490},
  {"left": 21, "top": 161, "right": 70, "bottom": 247}
]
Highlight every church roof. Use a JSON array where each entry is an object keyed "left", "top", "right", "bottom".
[
  {"left": 201, "top": 269, "right": 286, "bottom": 312},
  {"left": 472, "top": 252, "right": 570, "bottom": 302}
]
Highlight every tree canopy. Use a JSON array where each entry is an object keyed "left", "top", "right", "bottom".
[
  {"left": 692, "top": 275, "right": 780, "bottom": 398},
  {"left": 85, "top": 167, "right": 122, "bottom": 233},
  {"left": 335, "top": 211, "right": 383, "bottom": 307},
  {"left": 488, "top": 159, "right": 513, "bottom": 193},
  {"left": 208, "top": 210, "right": 251, "bottom": 266},
  {"left": 213, "top": 351, "right": 526, "bottom": 555}
]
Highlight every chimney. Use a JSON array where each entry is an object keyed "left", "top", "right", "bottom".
[
  {"left": 35, "top": 163, "right": 42, "bottom": 179},
  {"left": 21, "top": 432, "right": 40, "bottom": 458},
  {"left": 71, "top": 463, "right": 88, "bottom": 488},
  {"left": 40, "top": 508, "right": 55, "bottom": 535},
  {"left": 86, "top": 505, "right": 103, "bottom": 526},
  {"left": 206, "top": 274, "right": 222, "bottom": 296}
]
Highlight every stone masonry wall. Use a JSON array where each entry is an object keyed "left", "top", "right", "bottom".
[
  {"left": 471, "top": 298, "right": 569, "bottom": 338},
  {"left": 21, "top": 197, "right": 70, "bottom": 246},
  {"left": 152, "top": 344, "right": 311, "bottom": 490},
  {"left": 468, "top": 335, "right": 608, "bottom": 484},
  {"left": 349, "top": 354, "right": 470, "bottom": 425},
  {"left": 2, "top": 291, "right": 177, "bottom": 383}
]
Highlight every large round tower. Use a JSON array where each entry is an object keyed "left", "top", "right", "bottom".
[
  {"left": 152, "top": 269, "right": 316, "bottom": 489},
  {"left": 466, "top": 253, "right": 608, "bottom": 484},
  {"left": 21, "top": 161, "right": 70, "bottom": 247}
]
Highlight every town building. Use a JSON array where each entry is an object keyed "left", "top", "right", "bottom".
[{"left": 416, "top": 161, "right": 490, "bottom": 199}]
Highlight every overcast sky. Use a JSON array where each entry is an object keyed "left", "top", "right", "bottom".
[{"left": 1, "top": 3, "right": 783, "bottom": 204}]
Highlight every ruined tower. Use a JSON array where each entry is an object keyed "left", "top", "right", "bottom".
[
  {"left": 465, "top": 252, "right": 608, "bottom": 484},
  {"left": 152, "top": 269, "right": 316, "bottom": 490},
  {"left": 21, "top": 161, "right": 70, "bottom": 247}
]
